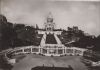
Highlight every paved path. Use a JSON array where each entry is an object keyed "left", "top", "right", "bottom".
[
  {"left": 12, "top": 54, "right": 88, "bottom": 70},
  {"left": 40, "top": 33, "right": 63, "bottom": 45},
  {"left": 54, "top": 34, "right": 62, "bottom": 44},
  {"left": 40, "top": 34, "right": 46, "bottom": 45}
]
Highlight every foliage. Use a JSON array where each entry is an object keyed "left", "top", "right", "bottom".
[
  {"left": 0, "top": 15, "right": 37, "bottom": 51},
  {"left": 0, "top": 15, "right": 100, "bottom": 52},
  {"left": 61, "top": 26, "right": 95, "bottom": 48},
  {"left": 93, "top": 35, "right": 100, "bottom": 51},
  {"left": 0, "top": 55, "right": 13, "bottom": 70}
]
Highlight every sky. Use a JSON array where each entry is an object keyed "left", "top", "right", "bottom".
[{"left": 0, "top": 0, "right": 100, "bottom": 36}]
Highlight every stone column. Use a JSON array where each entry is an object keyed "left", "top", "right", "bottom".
[
  {"left": 40, "top": 47, "right": 43, "bottom": 54},
  {"left": 31, "top": 47, "right": 32, "bottom": 53},
  {"left": 22, "top": 48, "right": 25, "bottom": 54},
  {"left": 73, "top": 49, "right": 75, "bottom": 56},
  {"left": 38, "top": 46, "right": 40, "bottom": 53},
  {"left": 47, "top": 48, "right": 49, "bottom": 54},
  {"left": 62, "top": 49, "right": 64, "bottom": 55},
  {"left": 56, "top": 47, "right": 58, "bottom": 55}
]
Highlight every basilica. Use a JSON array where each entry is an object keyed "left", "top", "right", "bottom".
[
  {"left": 0, "top": 13, "right": 89, "bottom": 65},
  {"left": 4, "top": 13, "right": 86, "bottom": 58},
  {"left": 37, "top": 13, "right": 86, "bottom": 56},
  {"left": 38, "top": 13, "right": 65, "bottom": 56}
]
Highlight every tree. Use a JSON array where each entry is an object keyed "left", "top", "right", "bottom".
[
  {"left": 93, "top": 35, "right": 100, "bottom": 51},
  {"left": 72, "top": 35, "right": 95, "bottom": 48},
  {"left": 14, "top": 24, "right": 37, "bottom": 46},
  {"left": 0, "top": 15, "right": 17, "bottom": 50}
]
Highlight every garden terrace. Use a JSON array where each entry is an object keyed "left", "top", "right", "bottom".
[
  {"left": 35, "top": 34, "right": 43, "bottom": 46},
  {"left": 46, "top": 34, "right": 57, "bottom": 44}
]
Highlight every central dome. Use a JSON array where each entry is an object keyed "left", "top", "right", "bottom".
[{"left": 47, "top": 12, "right": 53, "bottom": 22}]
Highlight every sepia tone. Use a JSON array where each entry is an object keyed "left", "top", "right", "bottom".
[{"left": 0, "top": 0, "right": 100, "bottom": 70}]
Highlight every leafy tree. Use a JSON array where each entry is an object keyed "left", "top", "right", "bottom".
[
  {"left": 93, "top": 35, "right": 100, "bottom": 51},
  {"left": 14, "top": 24, "right": 37, "bottom": 46},
  {"left": 0, "top": 15, "right": 17, "bottom": 50},
  {"left": 72, "top": 35, "right": 95, "bottom": 48}
]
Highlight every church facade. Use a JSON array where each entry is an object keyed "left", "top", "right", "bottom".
[{"left": 37, "top": 13, "right": 62, "bottom": 35}]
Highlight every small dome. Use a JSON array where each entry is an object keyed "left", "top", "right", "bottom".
[
  {"left": 47, "top": 12, "right": 53, "bottom": 22},
  {"left": 47, "top": 12, "right": 53, "bottom": 19}
]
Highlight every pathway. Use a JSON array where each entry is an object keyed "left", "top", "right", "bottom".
[{"left": 12, "top": 54, "right": 88, "bottom": 70}]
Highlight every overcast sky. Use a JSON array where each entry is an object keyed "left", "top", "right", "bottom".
[{"left": 1, "top": 0, "right": 100, "bottom": 36}]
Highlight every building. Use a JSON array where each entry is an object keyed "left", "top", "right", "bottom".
[
  {"left": 4, "top": 13, "right": 87, "bottom": 59},
  {"left": 37, "top": 13, "right": 62, "bottom": 35}
]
